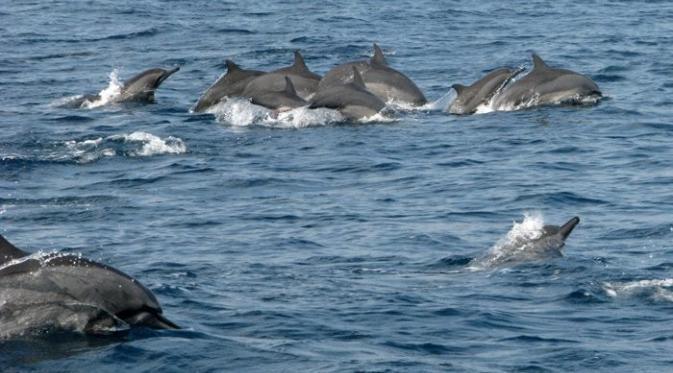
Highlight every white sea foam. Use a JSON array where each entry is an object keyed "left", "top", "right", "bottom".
[
  {"left": 50, "top": 70, "right": 124, "bottom": 109},
  {"left": 64, "top": 131, "right": 186, "bottom": 163},
  {"left": 210, "top": 97, "right": 346, "bottom": 128},
  {"left": 603, "top": 279, "right": 673, "bottom": 302},
  {"left": 80, "top": 69, "right": 123, "bottom": 108}
]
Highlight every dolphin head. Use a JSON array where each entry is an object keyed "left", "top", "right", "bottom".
[
  {"left": 120, "top": 67, "right": 180, "bottom": 102},
  {"left": 556, "top": 216, "right": 580, "bottom": 240},
  {"left": 536, "top": 216, "right": 580, "bottom": 252}
]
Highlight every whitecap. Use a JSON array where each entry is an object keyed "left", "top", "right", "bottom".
[
  {"left": 603, "top": 279, "right": 673, "bottom": 302},
  {"left": 64, "top": 131, "right": 186, "bottom": 163}
]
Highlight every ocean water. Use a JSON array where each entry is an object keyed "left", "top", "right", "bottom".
[{"left": 2, "top": 0, "right": 673, "bottom": 371}]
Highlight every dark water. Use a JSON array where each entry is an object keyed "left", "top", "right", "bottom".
[{"left": 3, "top": 1, "right": 673, "bottom": 371}]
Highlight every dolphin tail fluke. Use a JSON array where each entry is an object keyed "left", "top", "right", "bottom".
[
  {"left": 532, "top": 53, "right": 548, "bottom": 71},
  {"left": 559, "top": 216, "right": 580, "bottom": 240},
  {"left": 371, "top": 43, "right": 387, "bottom": 65},
  {"left": 284, "top": 76, "right": 298, "bottom": 96},
  {"left": 351, "top": 66, "right": 366, "bottom": 89}
]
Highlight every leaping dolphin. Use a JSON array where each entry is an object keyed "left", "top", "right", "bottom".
[
  {"left": 448, "top": 67, "right": 523, "bottom": 115},
  {"left": 193, "top": 60, "right": 264, "bottom": 113},
  {"left": 68, "top": 67, "right": 180, "bottom": 108},
  {"left": 244, "top": 76, "right": 307, "bottom": 111},
  {"left": 318, "top": 44, "right": 427, "bottom": 106},
  {"left": 242, "top": 51, "right": 321, "bottom": 100},
  {"left": 493, "top": 54, "right": 601, "bottom": 110},
  {"left": 0, "top": 235, "right": 178, "bottom": 337},
  {"left": 309, "top": 66, "right": 385, "bottom": 120},
  {"left": 473, "top": 216, "right": 580, "bottom": 268}
]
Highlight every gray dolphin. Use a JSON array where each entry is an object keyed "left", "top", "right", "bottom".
[
  {"left": 448, "top": 67, "right": 523, "bottom": 115},
  {"left": 192, "top": 60, "right": 264, "bottom": 113},
  {"left": 474, "top": 217, "right": 580, "bottom": 268},
  {"left": 244, "top": 76, "right": 307, "bottom": 111},
  {"left": 493, "top": 54, "right": 601, "bottom": 110},
  {"left": 67, "top": 67, "right": 180, "bottom": 108},
  {"left": 118, "top": 67, "right": 180, "bottom": 102},
  {"left": 318, "top": 44, "right": 427, "bottom": 106},
  {"left": 243, "top": 51, "right": 321, "bottom": 100},
  {"left": 0, "top": 235, "right": 178, "bottom": 337},
  {"left": 309, "top": 66, "right": 385, "bottom": 120}
]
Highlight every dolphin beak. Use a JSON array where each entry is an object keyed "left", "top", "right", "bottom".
[
  {"left": 559, "top": 216, "right": 580, "bottom": 240},
  {"left": 147, "top": 312, "right": 180, "bottom": 329},
  {"left": 127, "top": 311, "right": 180, "bottom": 329},
  {"left": 157, "top": 66, "right": 180, "bottom": 85}
]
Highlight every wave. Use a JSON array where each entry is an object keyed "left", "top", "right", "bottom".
[
  {"left": 64, "top": 131, "right": 186, "bottom": 162},
  {"left": 603, "top": 279, "right": 673, "bottom": 302},
  {"left": 1, "top": 132, "right": 187, "bottom": 165}
]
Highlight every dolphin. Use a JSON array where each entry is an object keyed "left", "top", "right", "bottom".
[
  {"left": 243, "top": 76, "right": 307, "bottom": 111},
  {"left": 448, "top": 67, "right": 523, "bottom": 115},
  {"left": 473, "top": 216, "right": 580, "bottom": 268},
  {"left": 66, "top": 67, "right": 180, "bottom": 108},
  {"left": 242, "top": 51, "right": 321, "bottom": 100},
  {"left": 309, "top": 66, "right": 385, "bottom": 120},
  {"left": 493, "top": 54, "right": 601, "bottom": 110},
  {"left": 0, "top": 235, "right": 178, "bottom": 337},
  {"left": 192, "top": 60, "right": 264, "bottom": 113},
  {"left": 318, "top": 44, "right": 427, "bottom": 106},
  {"left": 117, "top": 67, "right": 180, "bottom": 102}
]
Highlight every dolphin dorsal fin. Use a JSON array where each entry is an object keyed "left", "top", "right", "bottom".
[
  {"left": 0, "top": 235, "right": 27, "bottom": 263},
  {"left": 371, "top": 43, "right": 387, "bottom": 66},
  {"left": 284, "top": 76, "right": 297, "bottom": 96},
  {"left": 452, "top": 84, "right": 467, "bottom": 95},
  {"left": 532, "top": 54, "right": 548, "bottom": 71},
  {"left": 292, "top": 51, "right": 310, "bottom": 72},
  {"left": 225, "top": 60, "right": 241, "bottom": 73},
  {"left": 351, "top": 66, "right": 366, "bottom": 88}
]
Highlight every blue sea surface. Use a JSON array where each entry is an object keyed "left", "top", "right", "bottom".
[{"left": 2, "top": 1, "right": 673, "bottom": 371}]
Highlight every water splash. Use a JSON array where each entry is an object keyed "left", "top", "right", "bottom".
[
  {"left": 209, "top": 97, "right": 343, "bottom": 128},
  {"left": 50, "top": 69, "right": 123, "bottom": 109},
  {"left": 469, "top": 212, "right": 546, "bottom": 270},
  {"left": 64, "top": 131, "right": 186, "bottom": 163},
  {"left": 603, "top": 279, "right": 673, "bottom": 302},
  {"left": 80, "top": 69, "right": 123, "bottom": 109}
]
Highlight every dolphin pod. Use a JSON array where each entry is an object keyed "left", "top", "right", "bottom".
[
  {"left": 62, "top": 44, "right": 602, "bottom": 119},
  {"left": 0, "top": 234, "right": 178, "bottom": 337}
]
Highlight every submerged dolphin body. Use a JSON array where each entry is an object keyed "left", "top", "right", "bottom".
[
  {"left": 242, "top": 51, "right": 321, "bottom": 100},
  {"left": 244, "top": 76, "right": 307, "bottom": 111},
  {"left": 0, "top": 235, "right": 178, "bottom": 337},
  {"left": 493, "top": 54, "right": 601, "bottom": 110},
  {"left": 68, "top": 67, "right": 180, "bottom": 108},
  {"left": 319, "top": 44, "right": 427, "bottom": 106},
  {"left": 193, "top": 60, "right": 264, "bottom": 113},
  {"left": 309, "top": 66, "right": 385, "bottom": 120},
  {"left": 473, "top": 217, "right": 580, "bottom": 268},
  {"left": 448, "top": 67, "right": 523, "bottom": 114}
]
